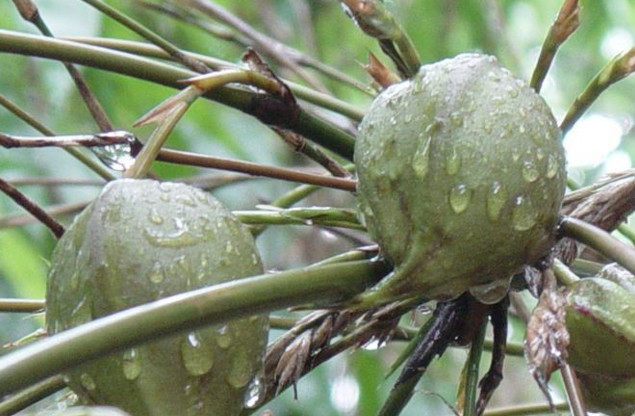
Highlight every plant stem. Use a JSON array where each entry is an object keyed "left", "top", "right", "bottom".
[
  {"left": 234, "top": 207, "right": 363, "bottom": 230},
  {"left": 560, "top": 217, "right": 635, "bottom": 276},
  {"left": 0, "top": 30, "right": 356, "bottom": 160},
  {"left": 483, "top": 402, "right": 570, "bottom": 416},
  {"left": 0, "top": 259, "right": 388, "bottom": 397},
  {"left": 0, "top": 375, "right": 66, "bottom": 416},
  {"left": 0, "top": 177, "right": 65, "bottom": 238},
  {"left": 0, "top": 298, "right": 44, "bottom": 313},
  {"left": 463, "top": 320, "right": 488, "bottom": 416},
  {"left": 64, "top": 37, "right": 367, "bottom": 121}
]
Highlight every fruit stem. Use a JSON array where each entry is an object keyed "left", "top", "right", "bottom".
[{"left": 0, "top": 259, "right": 388, "bottom": 397}]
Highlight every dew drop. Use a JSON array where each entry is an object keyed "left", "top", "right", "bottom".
[
  {"left": 469, "top": 278, "right": 511, "bottom": 304},
  {"left": 546, "top": 154, "right": 560, "bottom": 179},
  {"left": 148, "top": 261, "right": 165, "bottom": 284},
  {"left": 536, "top": 148, "right": 545, "bottom": 160},
  {"left": 511, "top": 196, "right": 537, "bottom": 231},
  {"left": 511, "top": 148, "right": 521, "bottom": 162},
  {"left": 486, "top": 181, "right": 507, "bottom": 222},
  {"left": 226, "top": 346, "right": 253, "bottom": 388},
  {"left": 404, "top": 113, "right": 413, "bottom": 124},
  {"left": 80, "top": 373, "right": 96, "bottom": 391},
  {"left": 445, "top": 145, "right": 461, "bottom": 176},
  {"left": 181, "top": 332, "right": 214, "bottom": 376},
  {"left": 449, "top": 183, "right": 471, "bottom": 214},
  {"left": 389, "top": 116, "right": 398, "bottom": 126},
  {"left": 216, "top": 325, "right": 233, "bottom": 349},
  {"left": 122, "top": 348, "right": 142, "bottom": 380},
  {"left": 243, "top": 374, "right": 265, "bottom": 408},
  {"left": 148, "top": 208, "right": 163, "bottom": 225},
  {"left": 411, "top": 134, "right": 432, "bottom": 178},
  {"left": 521, "top": 160, "right": 540, "bottom": 183}
]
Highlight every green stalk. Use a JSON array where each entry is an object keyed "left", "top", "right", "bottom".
[
  {"left": 0, "top": 298, "right": 44, "bottom": 313},
  {"left": 560, "top": 217, "right": 635, "bottom": 276},
  {"left": 0, "top": 375, "right": 66, "bottom": 416},
  {"left": 0, "top": 259, "right": 387, "bottom": 397},
  {"left": 234, "top": 207, "right": 363, "bottom": 230},
  {"left": 0, "top": 30, "right": 356, "bottom": 160},
  {"left": 483, "top": 402, "right": 570, "bottom": 416},
  {"left": 65, "top": 36, "right": 367, "bottom": 121},
  {"left": 463, "top": 320, "right": 487, "bottom": 416}
]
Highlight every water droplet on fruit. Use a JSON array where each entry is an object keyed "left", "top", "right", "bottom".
[
  {"left": 511, "top": 148, "right": 521, "bottom": 162},
  {"left": 181, "top": 332, "right": 214, "bottom": 376},
  {"left": 80, "top": 373, "right": 96, "bottom": 391},
  {"left": 445, "top": 145, "right": 461, "bottom": 175},
  {"left": 486, "top": 181, "right": 507, "bottom": 221},
  {"left": 148, "top": 208, "right": 163, "bottom": 225},
  {"left": 227, "top": 345, "right": 252, "bottom": 388},
  {"left": 389, "top": 116, "right": 397, "bottom": 126},
  {"left": 216, "top": 325, "right": 233, "bottom": 349},
  {"left": 449, "top": 183, "right": 471, "bottom": 214},
  {"left": 469, "top": 278, "right": 511, "bottom": 304},
  {"left": 511, "top": 196, "right": 537, "bottom": 231},
  {"left": 546, "top": 154, "right": 560, "bottom": 178},
  {"left": 243, "top": 374, "right": 265, "bottom": 408},
  {"left": 521, "top": 160, "right": 539, "bottom": 183},
  {"left": 148, "top": 261, "right": 164, "bottom": 283},
  {"left": 404, "top": 113, "right": 413, "bottom": 124},
  {"left": 411, "top": 134, "right": 431, "bottom": 178},
  {"left": 122, "top": 348, "right": 142, "bottom": 380}
]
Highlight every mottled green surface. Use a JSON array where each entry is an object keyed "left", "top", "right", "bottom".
[
  {"left": 355, "top": 53, "right": 566, "bottom": 304},
  {"left": 46, "top": 179, "right": 268, "bottom": 416},
  {"left": 566, "top": 271, "right": 635, "bottom": 416}
]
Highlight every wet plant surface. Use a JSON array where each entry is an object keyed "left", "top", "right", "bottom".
[{"left": 0, "top": 1, "right": 634, "bottom": 416}]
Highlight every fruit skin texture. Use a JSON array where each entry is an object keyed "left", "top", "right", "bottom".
[
  {"left": 565, "top": 266, "right": 635, "bottom": 416},
  {"left": 46, "top": 179, "right": 268, "bottom": 416},
  {"left": 355, "top": 53, "right": 566, "bottom": 304}
]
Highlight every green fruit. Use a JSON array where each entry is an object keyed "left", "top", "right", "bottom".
[
  {"left": 565, "top": 270, "right": 635, "bottom": 416},
  {"left": 355, "top": 53, "right": 566, "bottom": 304},
  {"left": 46, "top": 179, "right": 268, "bottom": 416}
]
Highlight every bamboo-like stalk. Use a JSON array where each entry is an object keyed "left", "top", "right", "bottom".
[
  {"left": 0, "top": 259, "right": 388, "bottom": 397},
  {"left": 0, "top": 30, "right": 356, "bottom": 160}
]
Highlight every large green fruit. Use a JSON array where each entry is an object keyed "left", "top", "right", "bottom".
[
  {"left": 565, "top": 267, "right": 635, "bottom": 416},
  {"left": 46, "top": 179, "right": 268, "bottom": 416},
  {"left": 355, "top": 53, "right": 566, "bottom": 304}
]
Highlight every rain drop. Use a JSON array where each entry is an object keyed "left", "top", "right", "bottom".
[
  {"left": 521, "top": 160, "right": 540, "bottom": 183},
  {"left": 227, "top": 345, "right": 253, "bottom": 388},
  {"left": 148, "top": 261, "right": 165, "bottom": 284},
  {"left": 445, "top": 145, "right": 461, "bottom": 176},
  {"left": 243, "top": 374, "right": 265, "bottom": 408},
  {"left": 511, "top": 196, "right": 537, "bottom": 231},
  {"left": 148, "top": 208, "right": 163, "bottom": 225},
  {"left": 181, "top": 332, "right": 214, "bottom": 376},
  {"left": 122, "top": 348, "right": 142, "bottom": 380},
  {"left": 80, "top": 373, "right": 96, "bottom": 391},
  {"left": 546, "top": 154, "right": 560, "bottom": 179},
  {"left": 486, "top": 181, "right": 507, "bottom": 222},
  {"left": 411, "top": 134, "right": 432, "bottom": 178},
  {"left": 469, "top": 278, "right": 512, "bottom": 304},
  {"left": 449, "top": 183, "right": 471, "bottom": 214},
  {"left": 216, "top": 325, "right": 233, "bottom": 349}
]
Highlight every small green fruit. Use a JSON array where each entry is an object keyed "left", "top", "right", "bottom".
[
  {"left": 46, "top": 179, "right": 268, "bottom": 416},
  {"left": 565, "top": 267, "right": 635, "bottom": 416},
  {"left": 355, "top": 53, "right": 566, "bottom": 304}
]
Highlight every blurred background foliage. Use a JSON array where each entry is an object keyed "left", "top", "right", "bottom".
[{"left": 0, "top": 0, "right": 633, "bottom": 415}]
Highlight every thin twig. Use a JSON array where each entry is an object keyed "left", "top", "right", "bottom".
[
  {"left": 0, "top": 177, "right": 64, "bottom": 238},
  {"left": 0, "top": 200, "right": 89, "bottom": 229},
  {"left": 0, "top": 298, "right": 45, "bottom": 313},
  {"left": 0, "top": 131, "right": 134, "bottom": 148},
  {"left": 0, "top": 375, "right": 66, "bottom": 416},
  {"left": 156, "top": 149, "right": 357, "bottom": 191}
]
